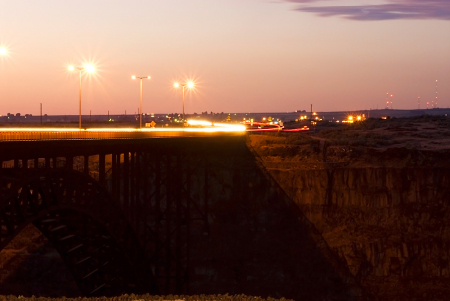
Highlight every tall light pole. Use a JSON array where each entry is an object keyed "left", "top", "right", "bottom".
[
  {"left": 1, "top": 47, "right": 8, "bottom": 117},
  {"left": 68, "top": 64, "right": 95, "bottom": 129},
  {"left": 173, "top": 81, "right": 194, "bottom": 121},
  {"left": 132, "top": 75, "right": 151, "bottom": 128}
]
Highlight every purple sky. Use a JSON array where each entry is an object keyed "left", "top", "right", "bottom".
[{"left": 0, "top": 0, "right": 449, "bottom": 115}]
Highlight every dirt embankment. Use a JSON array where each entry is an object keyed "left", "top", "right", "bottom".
[{"left": 248, "top": 116, "right": 450, "bottom": 301}]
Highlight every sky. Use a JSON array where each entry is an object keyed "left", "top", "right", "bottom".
[{"left": 0, "top": 0, "right": 449, "bottom": 115}]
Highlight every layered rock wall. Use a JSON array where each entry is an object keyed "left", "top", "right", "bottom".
[{"left": 265, "top": 166, "right": 450, "bottom": 300}]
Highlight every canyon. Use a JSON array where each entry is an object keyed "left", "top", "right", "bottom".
[{"left": 249, "top": 116, "right": 450, "bottom": 300}]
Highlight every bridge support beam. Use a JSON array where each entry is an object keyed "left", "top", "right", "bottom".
[
  {"left": 130, "top": 152, "right": 136, "bottom": 222},
  {"left": 66, "top": 156, "right": 73, "bottom": 169},
  {"left": 99, "top": 154, "right": 105, "bottom": 184},
  {"left": 84, "top": 155, "right": 89, "bottom": 175},
  {"left": 123, "top": 152, "right": 129, "bottom": 215}
]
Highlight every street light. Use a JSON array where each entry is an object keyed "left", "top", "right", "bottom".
[
  {"left": 173, "top": 81, "right": 195, "bottom": 121},
  {"left": 0, "top": 47, "right": 6, "bottom": 55},
  {"left": 68, "top": 64, "right": 95, "bottom": 129},
  {"left": 132, "top": 75, "right": 151, "bottom": 128}
]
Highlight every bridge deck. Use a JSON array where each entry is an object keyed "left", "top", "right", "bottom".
[{"left": 0, "top": 127, "right": 245, "bottom": 141}]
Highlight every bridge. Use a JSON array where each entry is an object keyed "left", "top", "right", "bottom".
[{"left": 0, "top": 128, "right": 362, "bottom": 300}]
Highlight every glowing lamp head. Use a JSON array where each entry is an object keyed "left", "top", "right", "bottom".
[
  {"left": 173, "top": 82, "right": 180, "bottom": 88},
  {"left": 132, "top": 75, "right": 136, "bottom": 80},
  {"left": 187, "top": 82, "right": 194, "bottom": 89},
  {"left": 85, "top": 64, "right": 95, "bottom": 73},
  {"left": 147, "top": 76, "right": 151, "bottom": 79},
  {"left": 0, "top": 47, "right": 6, "bottom": 55},
  {"left": 348, "top": 116, "right": 353, "bottom": 121},
  {"left": 68, "top": 65, "right": 75, "bottom": 71}
]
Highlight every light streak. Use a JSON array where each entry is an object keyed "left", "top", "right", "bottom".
[
  {"left": 0, "top": 121, "right": 246, "bottom": 134},
  {"left": 187, "top": 120, "right": 212, "bottom": 127}
]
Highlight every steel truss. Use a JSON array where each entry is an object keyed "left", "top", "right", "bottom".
[
  {"left": 0, "top": 168, "right": 156, "bottom": 296},
  {"left": 115, "top": 149, "right": 210, "bottom": 295}
]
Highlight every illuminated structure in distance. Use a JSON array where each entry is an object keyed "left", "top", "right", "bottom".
[
  {"left": 68, "top": 64, "right": 96, "bottom": 130},
  {"left": 435, "top": 79, "right": 438, "bottom": 108}
]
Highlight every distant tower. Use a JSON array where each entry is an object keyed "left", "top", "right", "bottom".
[
  {"left": 435, "top": 79, "right": 438, "bottom": 108},
  {"left": 418, "top": 96, "right": 420, "bottom": 109},
  {"left": 385, "top": 92, "right": 389, "bottom": 109}
]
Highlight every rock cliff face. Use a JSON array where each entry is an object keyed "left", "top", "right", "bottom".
[{"left": 249, "top": 132, "right": 450, "bottom": 301}]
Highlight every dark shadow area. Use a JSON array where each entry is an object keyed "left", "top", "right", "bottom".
[
  {"left": 0, "top": 224, "right": 81, "bottom": 297},
  {"left": 183, "top": 138, "right": 366, "bottom": 300},
  {"left": 0, "top": 136, "right": 367, "bottom": 300}
]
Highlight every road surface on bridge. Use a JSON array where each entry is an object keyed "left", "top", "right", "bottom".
[{"left": 0, "top": 122, "right": 245, "bottom": 141}]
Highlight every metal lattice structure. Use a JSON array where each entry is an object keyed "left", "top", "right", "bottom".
[
  {"left": 0, "top": 168, "right": 155, "bottom": 296},
  {"left": 0, "top": 138, "right": 216, "bottom": 296}
]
